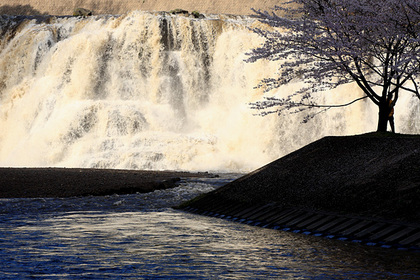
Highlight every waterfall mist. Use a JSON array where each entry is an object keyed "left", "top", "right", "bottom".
[{"left": 0, "top": 12, "right": 418, "bottom": 172}]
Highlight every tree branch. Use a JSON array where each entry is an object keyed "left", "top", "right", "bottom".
[{"left": 285, "top": 96, "right": 368, "bottom": 108}]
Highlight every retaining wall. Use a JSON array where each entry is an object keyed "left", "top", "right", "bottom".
[
  {"left": 181, "top": 199, "right": 420, "bottom": 251},
  {"left": 0, "top": 0, "right": 285, "bottom": 16}
]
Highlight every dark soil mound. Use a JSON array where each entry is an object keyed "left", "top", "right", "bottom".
[
  {"left": 183, "top": 132, "right": 420, "bottom": 223},
  {"left": 0, "top": 168, "right": 215, "bottom": 198}
]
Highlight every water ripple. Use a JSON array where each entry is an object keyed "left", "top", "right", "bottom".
[{"left": 0, "top": 179, "right": 419, "bottom": 279}]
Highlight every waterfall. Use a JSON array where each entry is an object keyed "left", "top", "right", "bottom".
[{"left": 0, "top": 12, "right": 419, "bottom": 172}]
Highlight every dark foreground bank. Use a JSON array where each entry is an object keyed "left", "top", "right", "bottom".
[
  {"left": 179, "top": 132, "right": 420, "bottom": 250},
  {"left": 0, "top": 168, "right": 216, "bottom": 198}
]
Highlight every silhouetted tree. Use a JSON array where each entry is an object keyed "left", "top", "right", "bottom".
[{"left": 247, "top": 0, "right": 420, "bottom": 132}]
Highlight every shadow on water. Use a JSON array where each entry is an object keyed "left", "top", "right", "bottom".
[
  {"left": 0, "top": 177, "right": 418, "bottom": 279},
  {"left": 0, "top": 209, "right": 419, "bottom": 279}
]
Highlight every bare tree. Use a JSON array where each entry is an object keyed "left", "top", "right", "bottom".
[{"left": 247, "top": 0, "right": 420, "bottom": 132}]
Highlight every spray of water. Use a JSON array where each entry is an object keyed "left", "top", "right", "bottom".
[{"left": 0, "top": 12, "right": 418, "bottom": 172}]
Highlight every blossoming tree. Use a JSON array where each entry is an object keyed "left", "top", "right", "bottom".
[{"left": 247, "top": 0, "right": 420, "bottom": 132}]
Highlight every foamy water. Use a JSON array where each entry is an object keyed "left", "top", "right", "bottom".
[
  {"left": 1, "top": 12, "right": 419, "bottom": 279},
  {"left": 1, "top": 12, "right": 418, "bottom": 172}
]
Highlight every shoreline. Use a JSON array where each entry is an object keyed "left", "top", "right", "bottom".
[
  {"left": 0, "top": 167, "right": 218, "bottom": 198},
  {"left": 179, "top": 132, "right": 420, "bottom": 250}
]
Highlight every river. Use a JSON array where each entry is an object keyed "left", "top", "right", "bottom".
[
  {"left": 0, "top": 11, "right": 419, "bottom": 279},
  {"left": 1, "top": 177, "right": 419, "bottom": 279}
]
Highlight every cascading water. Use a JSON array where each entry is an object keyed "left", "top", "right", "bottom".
[{"left": 0, "top": 12, "right": 419, "bottom": 172}]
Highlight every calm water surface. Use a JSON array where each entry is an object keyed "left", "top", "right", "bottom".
[{"left": 0, "top": 177, "right": 419, "bottom": 279}]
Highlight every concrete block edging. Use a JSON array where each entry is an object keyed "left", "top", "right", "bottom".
[{"left": 181, "top": 203, "right": 420, "bottom": 252}]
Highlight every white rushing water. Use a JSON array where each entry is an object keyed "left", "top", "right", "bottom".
[{"left": 0, "top": 12, "right": 419, "bottom": 172}]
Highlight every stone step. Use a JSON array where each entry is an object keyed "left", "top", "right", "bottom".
[
  {"left": 270, "top": 210, "right": 307, "bottom": 225},
  {"left": 296, "top": 214, "right": 326, "bottom": 229},
  {"left": 316, "top": 217, "right": 349, "bottom": 232},
  {"left": 369, "top": 225, "right": 403, "bottom": 241},
  {"left": 284, "top": 212, "right": 317, "bottom": 227},
  {"left": 262, "top": 208, "right": 299, "bottom": 224},
  {"left": 399, "top": 231, "right": 420, "bottom": 246},
  {"left": 353, "top": 222, "right": 387, "bottom": 238},
  {"left": 305, "top": 215, "right": 336, "bottom": 230},
  {"left": 183, "top": 202, "right": 420, "bottom": 251},
  {"left": 383, "top": 227, "right": 417, "bottom": 243},
  {"left": 327, "top": 218, "right": 361, "bottom": 234},
  {"left": 339, "top": 220, "right": 373, "bottom": 236}
]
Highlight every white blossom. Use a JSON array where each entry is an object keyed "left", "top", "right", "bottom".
[{"left": 247, "top": 0, "right": 420, "bottom": 130}]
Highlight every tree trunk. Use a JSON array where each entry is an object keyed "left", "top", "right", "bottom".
[{"left": 377, "top": 103, "right": 389, "bottom": 132}]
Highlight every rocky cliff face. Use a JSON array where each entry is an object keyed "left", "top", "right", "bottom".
[{"left": 0, "top": 0, "right": 286, "bottom": 16}]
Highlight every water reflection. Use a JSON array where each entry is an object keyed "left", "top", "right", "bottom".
[
  {"left": 0, "top": 178, "right": 419, "bottom": 279},
  {"left": 1, "top": 208, "right": 419, "bottom": 279}
]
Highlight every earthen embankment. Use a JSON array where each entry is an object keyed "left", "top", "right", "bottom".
[
  {"left": 0, "top": 168, "right": 216, "bottom": 198},
  {"left": 179, "top": 133, "right": 420, "bottom": 250}
]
